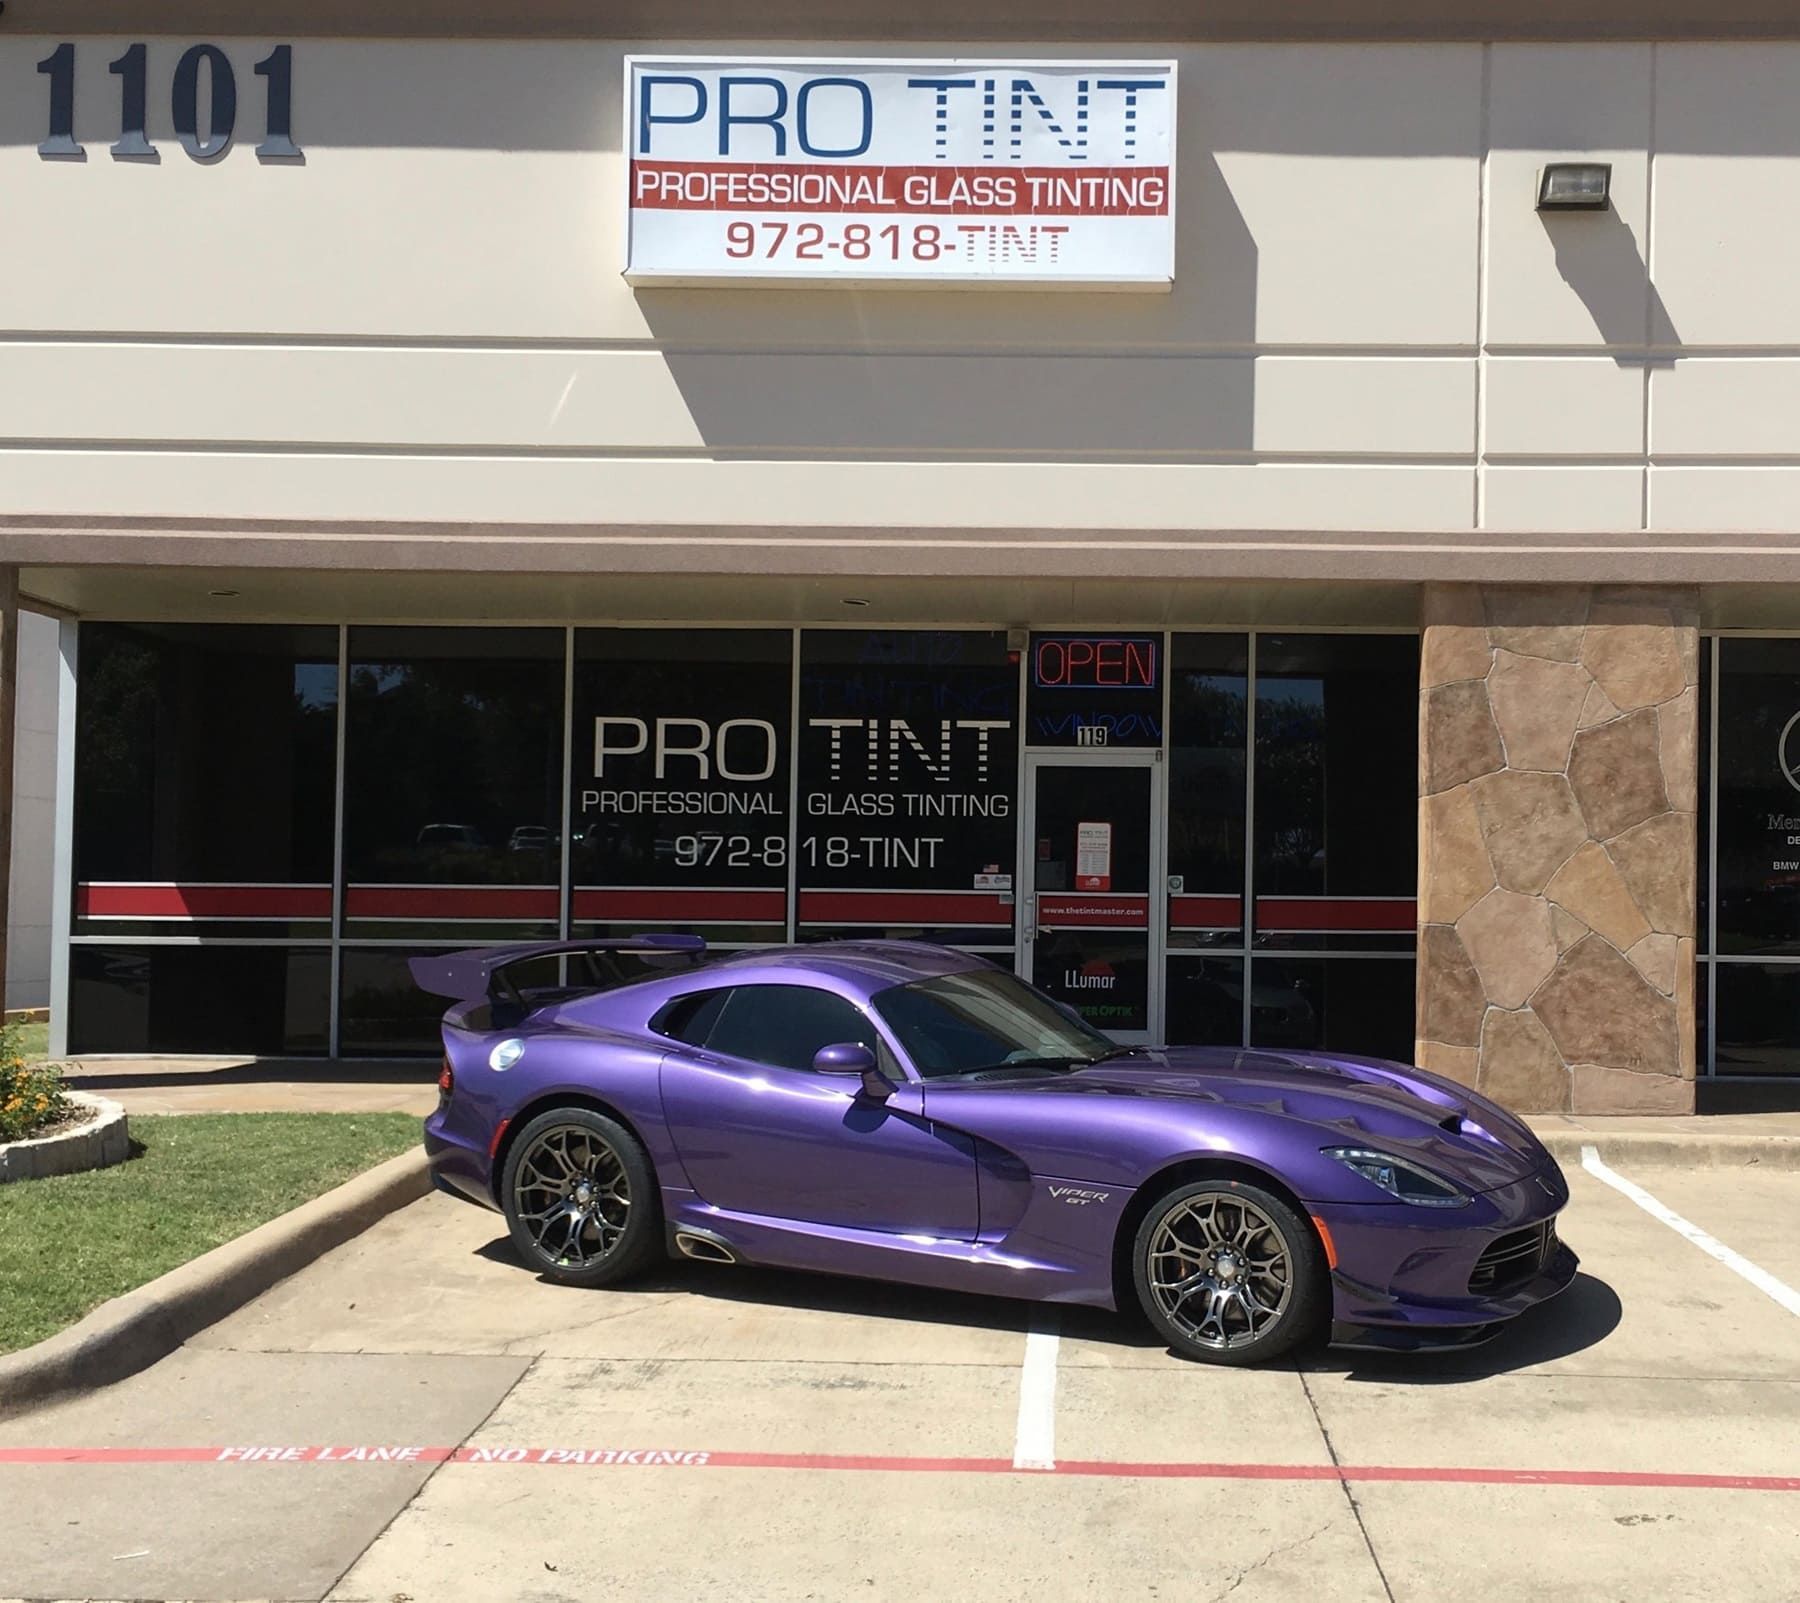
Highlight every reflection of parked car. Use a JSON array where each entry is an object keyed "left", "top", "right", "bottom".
[
  {"left": 417, "top": 824, "right": 484, "bottom": 848},
  {"left": 508, "top": 826, "right": 554, "bottom": 853}
]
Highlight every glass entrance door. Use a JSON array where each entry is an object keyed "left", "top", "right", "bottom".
[{"left": 1020, "top": 755, "right": 1163, "bottom": 1042}]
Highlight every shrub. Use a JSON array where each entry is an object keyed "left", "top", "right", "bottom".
[{"left": 0, "top": 1027, "right": 68, "bottom": 1142}]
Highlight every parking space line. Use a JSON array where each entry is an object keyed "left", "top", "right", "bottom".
[
  {"left": 6, "top": 1445, "right": 1800, "bottom": 1492},
  {"left": 1581, "top": 1145, "right": 1800, "bottom": 1319},
  {"left": 1011, "top": 1313, "right": 1059, "bottom": 1471}
]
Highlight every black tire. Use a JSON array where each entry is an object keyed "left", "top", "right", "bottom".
[
  {"left": 1131, "top": 1178, "right": 1327, "bottom": 1367},
  {"left": 500, "top": 1107, "right": 661, "bottom": 1288}
]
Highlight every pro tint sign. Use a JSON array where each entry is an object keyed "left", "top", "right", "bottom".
[{"left": 624, "top": 58, "right": 1175, "bottom": 287}]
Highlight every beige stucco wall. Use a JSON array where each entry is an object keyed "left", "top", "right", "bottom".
[{"left": 4, "top": 37, "right": 1800, "bottom": 576}]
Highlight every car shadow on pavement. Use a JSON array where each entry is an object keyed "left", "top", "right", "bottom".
[
  {"left": 1296, "top": 1271, "right": 1624, "bottom": 1384},
  {"left": 474, "top": 1235, "right": 1621, "bottom": 1373},
  {"left": 473, "top": 1232, "right": 1167, "bottom": 1346}
]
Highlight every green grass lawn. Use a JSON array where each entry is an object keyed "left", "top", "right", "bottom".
[
  {"left": 13, "top": 1020, "right": 48, "bottom": 1062},
  {"left": 0, "top": 1112, "right": 421, "bottom": 1355}
]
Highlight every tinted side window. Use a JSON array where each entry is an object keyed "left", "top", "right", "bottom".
[
  {"left": 703, "top": 985, "right": 878, "bottom": 1072},
  {"left": 653, "top": 989, "right": 732, "bottom": 1047}
]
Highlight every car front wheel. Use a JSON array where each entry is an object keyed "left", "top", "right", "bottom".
[
  {"left": 500, "top": 1107, "right": 660, "bottom": 1287},
  {"left": 1131, "top": 1178, "right": 1326, "bottom": 1366}
]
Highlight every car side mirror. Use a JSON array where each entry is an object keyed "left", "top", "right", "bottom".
[{"left": 813, "top": 1042, "right": 895, "bottom": 1102}]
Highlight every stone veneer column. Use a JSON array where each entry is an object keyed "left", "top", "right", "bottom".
[{"left": 1416, "top": 584, "right": 1699, "bottom": 1114}]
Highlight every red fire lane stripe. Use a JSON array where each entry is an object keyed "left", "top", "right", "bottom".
[
  {"left": 3, "top": 1446, "right": 1797, "bottom": 1493},
  {"left": 630, "top": 160, "right": 1171, "bottom": 216}
]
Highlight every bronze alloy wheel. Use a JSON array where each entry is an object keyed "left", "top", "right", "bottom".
[
  {"left": 511, "top": 1122, "right": 632, "bottom": 1269},
  {"left": 500, "top": 1106, "right": 661, "bottom": 1287},
  {"left": 1131, "top": 1179, "right": 1326, "bottom": 1366}
]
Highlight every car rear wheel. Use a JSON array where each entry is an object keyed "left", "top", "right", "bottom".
[
  {"left": 500, "top": 1108, "right": 660, "bottom": 1287},
  {"left": 1131, "top": 1179, "right": 1326, "bottom": 1367}
]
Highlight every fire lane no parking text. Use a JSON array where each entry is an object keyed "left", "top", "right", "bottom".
[{"left": 4, "top": 1444, "right": 1800, "bottom": 1493}]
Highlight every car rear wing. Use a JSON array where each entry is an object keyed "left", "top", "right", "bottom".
[{"left": 408, "top": 935, "right": 706, "bottom": 1007}]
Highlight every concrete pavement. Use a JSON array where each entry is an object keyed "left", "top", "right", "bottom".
[
  {"left": 61, "top": 1057, "right": 439, "bottom": 1116},
  {"left": 4, "top": 1153, "right": 1799, "bottom": 1602}
]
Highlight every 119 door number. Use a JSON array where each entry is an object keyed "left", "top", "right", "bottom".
[{"left": 36, "top": 41, "right": 301, "bottom": 162}]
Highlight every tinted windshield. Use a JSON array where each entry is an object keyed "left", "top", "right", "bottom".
[{"left": 872, "top": 968, "right": 1115, "bottom": 1079}]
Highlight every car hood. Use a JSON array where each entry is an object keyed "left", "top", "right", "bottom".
[{"left": 1022, "top": 1046, "right": 1552, "bottom": 1192}]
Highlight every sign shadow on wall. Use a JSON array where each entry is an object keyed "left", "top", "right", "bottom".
[{"left": 635, "top": 151, "right": 1257, "bottom": 464}]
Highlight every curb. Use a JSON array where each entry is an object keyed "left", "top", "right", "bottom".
[
  {"left": 0, "top": 1146, "right": 430, "bottom": 1420},
  {"left": 0, "top": 1093, "right": 129, "bottom": 1183},
  {"left": 1536, "top": 1130, "right": 1800, "bottom": 1172}
]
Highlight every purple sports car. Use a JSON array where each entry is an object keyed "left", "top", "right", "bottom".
[{"left": 416, "top": 937, "right": 1577, "bottom": 1366}]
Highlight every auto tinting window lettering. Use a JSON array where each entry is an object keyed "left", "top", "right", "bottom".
[
  {"left": 798, "top": 629, "right": 1018, "bottom": 943},
  {"left": 571, "top": 630, "right": 792, "bottom": 940}
]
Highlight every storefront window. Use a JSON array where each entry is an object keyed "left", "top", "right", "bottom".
[
  {"left": 1166, "top": 634, "right": 1248, "bottom": 945},
  {"left": 342, "top": 628, "right": 563, "bottom": 944},
  {"left": 1711, "top": 638, "right": 1800, "bottom": 957},
  {"left": 796, "top": 630, "right": 1017, "bottom": 951},
  {"left": 70, "top": 623, "right": 337, "bottom": 1054},
  {"left": 1253, "top": 634, "right": 1418, "bottom": 950},
  {"left": 1163, "top": 956, "right": 1248, "bottom": 1046},
  {"left": 1246, "top": 955, "right": 1415, "bottom": 1063},
  {"left": 70, "top": 945, "right": 331, "bottom": 1055},
  {"left": 74, "top": 623, "right": 338, "bottom": 935},
  {"left": 64, "top": 621, "right": 1424, "bottom": 1065},
  {"left": 1163, "top": 633, "right": 1416, "bottom": 1055},
  {"left": 1701, "top": 637, "right": 1800, "bottom": 1075},
  {"left": 571, "top": 629, "right": 791, "bottom": 947}
]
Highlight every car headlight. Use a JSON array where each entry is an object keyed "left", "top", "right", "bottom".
[{"left": 1323, "top": 1147, "right": 1470, "bottom": 1208}]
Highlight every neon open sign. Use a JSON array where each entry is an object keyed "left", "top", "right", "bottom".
[{"left": 1032, "top": 636, "right": 1159, "bottom": 691}]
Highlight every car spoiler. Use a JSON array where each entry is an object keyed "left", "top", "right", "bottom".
[{"left": 408, "top": 935, "right": 706, "bottom": 1006}]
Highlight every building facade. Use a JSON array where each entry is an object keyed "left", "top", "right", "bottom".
[{"left": 8, "top": 2, "right": 1800, "bottom": 1112}]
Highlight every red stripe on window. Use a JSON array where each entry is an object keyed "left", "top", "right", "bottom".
[
  {"left": 798, "top": 891, "right": 1013, "bottom": 928},
  {"left": 572, "top": 889, "right": 787, "bottom": 924},
  {"left": 77, "top": 883, "right": 332, "bottom": 920},
  {"left": 1255, "top": 897, "right": 1417, "bottom": 933},
  {"left": 1168, "top": 894, "right": 1244, "bottom": 930},
  {"left": 344, "top": 886, "right": 559, "bottom": 920}
]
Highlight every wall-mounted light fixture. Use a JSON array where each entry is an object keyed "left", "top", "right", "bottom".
[{"left": 1537, "top": 162, "right": 1612, "bottom": 212}]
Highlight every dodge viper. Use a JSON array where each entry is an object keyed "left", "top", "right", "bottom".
[{"left": 415, "top": 937, "right": 1577, "bottom": 1366}]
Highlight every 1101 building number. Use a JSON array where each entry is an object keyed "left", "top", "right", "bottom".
[{"left": 36, "top": 41, "right": 300, "bottom": 162}]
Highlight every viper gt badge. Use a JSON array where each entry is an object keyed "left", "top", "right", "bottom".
[{"left": 1048, "top": 1185, "right": 1111, "bottom": 1205}]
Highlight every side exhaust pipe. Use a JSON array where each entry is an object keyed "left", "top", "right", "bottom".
[{"left": 673, "top": 1228, "right": 738, "bottom": 1265}]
